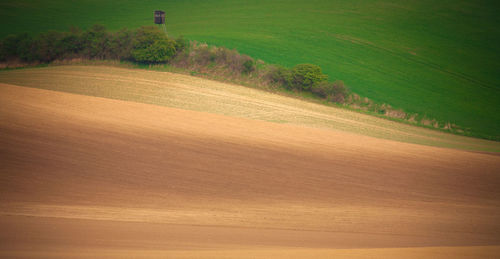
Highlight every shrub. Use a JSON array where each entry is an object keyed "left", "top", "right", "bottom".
[
  {"left": 265, "top": 65, "right": 291, "bottom": 87},
  {"left": 215, "top": 47, "right": 244, "bottom": 73},
  {"left": 311, "top": 81, "right": 329, "bottom": 98},
  {"left": 189, "top": 43, "right": 215, "bottom": 66},
  {"left": 0, "top": 33, "right": 30, "bottom": 60},
  {"left": 242, "top": 56, "right": 255, "bottom": 74},
  {"left": 131, "top": 26, "right": 176, "bottom": 63},
  {"left": 329, "top": 80, "right": 348, "bottom": 103},
  {"left": 34, "top": 30, "right": 66, "bottom": 62},
  {"left": 82, "top": 24, "right": 111, "bottom": 59},
  {"left": 227, "top": 50, "right": 243, "bottom": 73},
  {"left": 174, "top": 35, "right": 188, "bottom": 52},
  {"left": 311, "top": 80, "right": 349, "bottom": 103},
  {"left": 16, "top": 33, "right": 37, "bottom": 61},
  {"left": 214, "top": 46, "right": 230, "bottom": 65},
  {"left": 290, "top": 63, "right": 327, "bottom": 91},
  {"left": 58, "top": 29, "right": 85, "bottom": 59},
  {"left": 109, "top": 28, "right": 134, "bottom": 60}
]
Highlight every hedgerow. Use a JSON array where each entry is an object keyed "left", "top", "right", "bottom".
[
  {"left": 3, "top": 24, "right": 462, "bottom": 133},
  {"left": 0, "top": 25, "right": 350, "bottom": 104}
]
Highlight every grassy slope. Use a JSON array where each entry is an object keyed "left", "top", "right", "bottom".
[
  {"left": 0, "top": 0, "right": 499, "bottom": 139},
  {"left": 0, "top": 65, "right": 498, "bottom": 152}
]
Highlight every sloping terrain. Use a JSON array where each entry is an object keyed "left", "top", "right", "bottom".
[
  {"left": 0, "top": 66, "right": 498, "bottom": 152},
  {"left": 1, "top": 81, "right": 500, "bottom": 258},
  {"left": 1, "top": 0, "right": 499, "bottom": 138}
]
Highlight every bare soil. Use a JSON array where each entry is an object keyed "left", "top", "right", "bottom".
[{"left": 1, "top": 83, "right": 499, "bottom": 258}]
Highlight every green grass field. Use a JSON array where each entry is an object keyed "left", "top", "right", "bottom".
[{"left": 0, "top": 0, "right": 499, "bottom": 139}]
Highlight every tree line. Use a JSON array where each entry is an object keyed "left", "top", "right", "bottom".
[{"left": 0, "top": 25, "right": 185, "bottom": 63}]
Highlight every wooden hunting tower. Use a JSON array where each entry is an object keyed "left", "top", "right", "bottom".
[{"left": 154, "top": 10, "right": 166, "bottom": 24}]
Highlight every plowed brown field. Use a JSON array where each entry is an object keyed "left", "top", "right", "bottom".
[
  {"left": 1, "top": 71, "right": 500, "bottom": 258},
  {"left": 1, "top": 66, "right": 498, "bottom": 152}
]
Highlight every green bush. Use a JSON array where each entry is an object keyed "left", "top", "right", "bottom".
[
  {"left": 290, "top": 63, "right": 327, "bottom": 91},
  {"left": 131, "top": 26, "right": 176, "bottom": 63}
]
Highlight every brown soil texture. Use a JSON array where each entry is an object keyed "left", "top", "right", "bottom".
[{"left": 1, "top": 83, "right": 499, "bottom": 258}]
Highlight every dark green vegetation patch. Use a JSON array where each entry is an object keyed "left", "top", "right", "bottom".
[{"left": 1, "top": 0, "right": 499, "bottom": 139}]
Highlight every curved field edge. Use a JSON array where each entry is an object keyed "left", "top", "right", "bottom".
[{"left": 0, "top": 65, "right": 498, "bottom": 152}]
